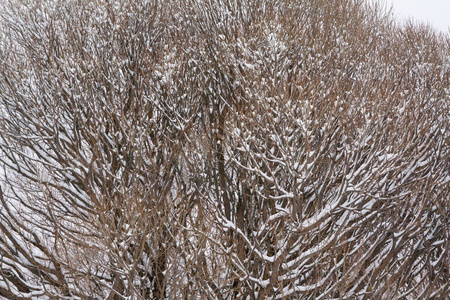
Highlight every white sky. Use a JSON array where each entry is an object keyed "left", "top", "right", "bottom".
[{"left": 386, "top": 0, "right": 450, "bottom": 33}]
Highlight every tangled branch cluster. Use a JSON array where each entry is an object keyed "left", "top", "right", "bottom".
[{"left": 0, "top": 0, "right": 449, "bottom": 299}]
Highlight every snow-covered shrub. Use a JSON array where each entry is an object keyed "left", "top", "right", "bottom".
[{"left": 0, "top": 0, "right": 448, "bottom": 299}]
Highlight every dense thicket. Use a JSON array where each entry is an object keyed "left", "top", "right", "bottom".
[{"left": 0, "top": 0, "right": 449, "bottom": 299}]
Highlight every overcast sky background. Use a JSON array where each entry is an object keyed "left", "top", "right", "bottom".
[{"left": 386, "top": 0, "right": 450, "bottom": 33}]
